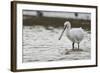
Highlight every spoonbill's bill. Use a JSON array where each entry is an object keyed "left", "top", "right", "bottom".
[{"left": 59, "top": 21, "right": 84, "bottom": 50}]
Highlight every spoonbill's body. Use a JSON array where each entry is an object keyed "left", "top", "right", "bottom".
[{"left": 59, "top": 21, "right": 84, "bottom": 50}]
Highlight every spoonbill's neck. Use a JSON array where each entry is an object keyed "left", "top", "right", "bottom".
[
  {"left": 66, "top": 24, "right": 71, "bottom": 32},
  {"left": 66, "top": 28, "right": 71, "bottom": 34},
  {"left": 67, "top": 27, "right": 71, "bottom": 30},
  {"left": 64, "top": 21, "right": 71, "bottom": 31}
]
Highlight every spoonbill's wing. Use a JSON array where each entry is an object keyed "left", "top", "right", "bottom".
[{"left": 67, "top": 28, "right": 84, "bottom": 43}]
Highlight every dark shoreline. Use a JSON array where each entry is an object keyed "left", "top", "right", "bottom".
[{"left": 23, "top": 15, "right": 91, "bottom": 30}]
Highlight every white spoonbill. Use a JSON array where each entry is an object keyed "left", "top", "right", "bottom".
[{"left": 59, "top": 21, "right": 84, "bottom": 50}]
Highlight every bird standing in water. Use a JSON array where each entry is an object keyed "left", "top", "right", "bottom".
[{"left": 59, "top": 21, "right": 84, "bottom": 50}]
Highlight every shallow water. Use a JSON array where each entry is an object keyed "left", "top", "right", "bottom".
[{"left": 22, "top": 25, "right": 91, "bottom": 63}]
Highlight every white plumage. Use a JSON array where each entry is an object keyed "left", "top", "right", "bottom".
[{"left": 59, "top": 21, "right": 84, "bottom": 50}]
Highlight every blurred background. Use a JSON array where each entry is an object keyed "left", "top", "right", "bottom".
[{"left": 23, "top": 10, "right": 91, "bottom": 31}]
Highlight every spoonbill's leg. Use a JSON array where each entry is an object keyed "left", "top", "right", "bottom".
[
  {"left": 78, "top": 43, "right": 79, "bottom": 50},
  {"left": 72, "top": 42, "right": 74, "bottom": 50}
]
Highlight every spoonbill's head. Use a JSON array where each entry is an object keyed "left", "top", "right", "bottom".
[
  {"left": 64, "top": 21, "right": 71, "bottom": 29},
  {"left": 59, "top": 21, "right": 71, "bottom": 40}
]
